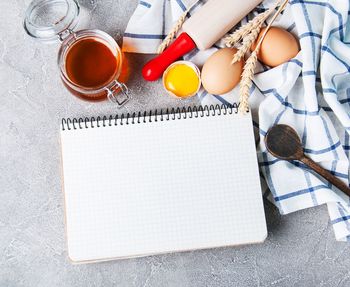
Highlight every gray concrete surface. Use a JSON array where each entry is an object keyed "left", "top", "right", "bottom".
[{"left": 1, "top": 1, "right": 350, "bottom": 286}]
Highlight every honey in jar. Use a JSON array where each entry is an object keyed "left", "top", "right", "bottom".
[{"left": 24, "top": 0, "right": 129, "bottom": 106}]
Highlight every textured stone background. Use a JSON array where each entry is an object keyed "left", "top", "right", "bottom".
[{"left": 1, "top": 1, "right": 350, "bottom": 286}]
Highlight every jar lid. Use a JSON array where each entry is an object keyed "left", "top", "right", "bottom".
[{"left": 24, "top": 0, "right": 80, "bottom": 42}]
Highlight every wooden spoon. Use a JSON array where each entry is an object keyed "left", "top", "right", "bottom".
[{"left": 265, "top": 124, "right": 350, "bottom": 197}]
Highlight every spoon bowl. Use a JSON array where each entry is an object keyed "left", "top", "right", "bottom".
[{"left": 265, "top": 124, "right": 304, "bottom": 160}]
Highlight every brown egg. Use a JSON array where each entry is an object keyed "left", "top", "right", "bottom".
[
  {"left": 251, "top": 27, "right": 300, "bottom": 67},
  {"left": 201, "top": 48, "right": 244, "bottom": 95}
]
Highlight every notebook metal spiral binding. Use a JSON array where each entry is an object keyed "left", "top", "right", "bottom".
[{"left": 61, "top": 104, "right": 239, "bottom": 131}]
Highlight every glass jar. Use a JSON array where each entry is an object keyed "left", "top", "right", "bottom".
[{"left": 24, "top": 0, "right": 129, "bottom": 106}]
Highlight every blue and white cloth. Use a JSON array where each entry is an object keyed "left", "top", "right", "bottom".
[{"left": 123, "top": 0, "right": 350, "bottom": 241}]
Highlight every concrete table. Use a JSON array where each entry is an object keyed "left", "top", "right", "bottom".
[{"left": 1, "top": 1, "right": 349, "bottom": 286}]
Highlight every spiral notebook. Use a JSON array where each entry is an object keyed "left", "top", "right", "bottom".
[{"left": 60, "top": 105, "right": 267, "bottom": 263}]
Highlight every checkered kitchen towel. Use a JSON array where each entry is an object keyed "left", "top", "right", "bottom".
[{"left": 123, "top": 0, "right": 350, "bottom": 241}]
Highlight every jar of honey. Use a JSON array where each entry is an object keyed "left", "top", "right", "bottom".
[{"left": 24, "top": 0, "right": 129, "bottom": 106}]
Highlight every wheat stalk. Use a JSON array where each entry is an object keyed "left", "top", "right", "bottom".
[
  {"left": 225, "top": 0, "right": 284, "bottom": 48},
  {"left": 253, "top": 0, "right": 289, "bottom": 52},
  {"left": 157, "top": 1, "right": 199, "bottom": 54},
  {"left": 157, "top": 12, "right": 188, "bottom": 54},
  {"left": 228, "top": 0, "right": 284, "bottom": 64},
  {"left": 238, "top": 0, "right": 289, "bottom": 114}
]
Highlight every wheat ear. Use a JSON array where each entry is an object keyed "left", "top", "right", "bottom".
[
  {"left": 230, "top": 26, "right": 262, "bottom": 64},
  {"left": 229, "top": 0, "right": 285, "bottom": 64},
  {"left": 157, "top": 1, "right": 198, "bottom": 54},
  {"left": 224, "top": 10, "right": 270, "bottom": 47},
  {"left": 239, "top": 51, "right": 258, "bottom": 114},
  {"left": 238, "top": 0, "right": 289, "bottom": 114}
]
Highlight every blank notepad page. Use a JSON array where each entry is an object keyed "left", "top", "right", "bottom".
[{"left": 60, "top": 109, "right": 267, "bottom": 263}]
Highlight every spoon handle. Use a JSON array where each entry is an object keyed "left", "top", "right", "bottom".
[{"left": 300, "top": 156, "right": 350, "bottom": 197}]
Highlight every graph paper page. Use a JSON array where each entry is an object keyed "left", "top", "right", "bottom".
[{"left": 60, "top": 111, "right": 267, "bottom": 263}]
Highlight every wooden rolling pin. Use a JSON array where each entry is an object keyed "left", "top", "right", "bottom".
[{"left": 142, "top": 0, "right": 262, "bottom": 81}]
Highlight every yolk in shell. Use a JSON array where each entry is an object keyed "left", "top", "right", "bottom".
[{"left": 164, "top": 64, "right": 200, "bottom": 98}]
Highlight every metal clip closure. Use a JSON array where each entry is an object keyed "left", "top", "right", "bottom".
[
  {"left": 58, "top": 29, "right": 74, "bottom": 42},
  {"left": 106, "top": 80, "right": 130, "bottom": 107}
]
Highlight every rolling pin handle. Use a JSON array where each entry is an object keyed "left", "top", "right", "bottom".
[{"left": 142, "top": 33, "right": 196, "bottom": 81}]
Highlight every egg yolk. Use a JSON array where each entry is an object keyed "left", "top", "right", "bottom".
[{"left": 164, "top": 64, "right": 200, "bottom": 98}]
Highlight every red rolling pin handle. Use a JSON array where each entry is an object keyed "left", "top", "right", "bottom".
[{"left": 142, "top": 33, "right": 197, "bottom": 81}]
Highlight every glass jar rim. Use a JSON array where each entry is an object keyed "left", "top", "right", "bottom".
[
  {"left": 58, "top": 29, "right": 123, "bottom": 94},
  {"left": 24, "top": 0, "right": 80, "bottom": 42}
]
